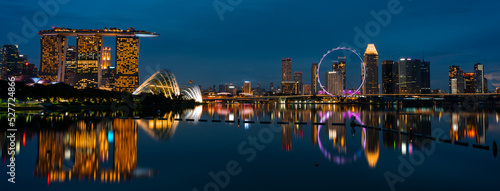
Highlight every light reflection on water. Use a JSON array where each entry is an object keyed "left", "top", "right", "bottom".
[{"left": 1, "top": 103, "right": 499, "bottom": 190}]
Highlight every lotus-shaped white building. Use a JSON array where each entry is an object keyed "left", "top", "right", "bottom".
[{"left": 132, "top": 70, "right": 202, "bottom": 103}]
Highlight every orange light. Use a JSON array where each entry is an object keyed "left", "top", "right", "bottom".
[{"left": 25, "top": 62, "right": 28, "bottom": 66}]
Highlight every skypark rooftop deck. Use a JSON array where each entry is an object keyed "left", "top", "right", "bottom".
[{"left": 38, "top": 27, "right": 159, "bottom": 37}]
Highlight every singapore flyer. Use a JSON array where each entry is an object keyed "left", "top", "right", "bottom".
[{"left": 317, "top": 47, "right": 366, "bottom": 97}]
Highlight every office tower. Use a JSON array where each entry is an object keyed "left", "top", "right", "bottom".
[
  {"left": 244, "top": 81, "right": 251, "bottom": 94},
  {"left": 450, "top": 78, "right": 458, "bottom": 94},
  {"left": 398, "top": 58, "right": 421, "bottom": 94},
  {"left": 282, "top": 58, "right": 292, "bottom": 81},
  {"left": 101, "top": 47, "right": 111, "bottom": 69},
  {"left": 311, "top": 63, "right": 318, "bottom": 95},
  {"left": 281, "top": 81, "right": 298, "bottom": 95},
  {"left": 303, "top": 84, "right": 311, "bottom": 95},
  {"left": 228, "top": 85, "right": 237, "bottom": 95},
  {"left": 225, "top": 83, "right": 229, "bottom": 92},
  {"left": 65, "top": 46, "right": 77, "bottom": 85},
  {"left": 332, "top": 60, "right": 339, "bottom": 71},
  {"left": 327, "top": 70, "right": 343, "bottom": 96},
  {"left": 449, "top": 65, "right": 464, "bottom": 93},
  {"left": 382, "top": 60, "right": 398, "bottom": 94},
  {"left": 463, "top": 72, "right": 475, "bottom": 93},
  {"left": 21, "top": 63, "right": 37, "bottom": 77},
  {"left": 76, "top": 35, "right": 102, "bottom": 89},
  {"left": 115, "top": 36, "right": 139, "bottom": 93},
  {"left": 40, "top": 35, "right": 67, "bottom": 82},
  {"left": 101, "top": 66, "right": 115, "bottom": 90},
  {"left": 16, "top": 54, "right": 28, "bottom": 76},
  {"left": 294, "top": 71, "right": 303, "bottom": 95},
  {"left": 362, "top": 44, "right": 379, "bottom": 94},
  {"left": 474, "top": 63, "right": 484, "bottom": 93},
  {"left": 484, "top": 78, "right": 488, "bottom": 93},
  {"left": 420, "top": 60, "right": 431, "bottom": 94},
  {"left": 338, "top": 57, "right": 347, "bottom": 90},
  {"left": 219, "top": 84, "right": 225, "bottom": 92},
  {"left": 2, "top": 45, "right": 20, "bottom": 79},
  {"left": 270, "top": 82, "right": 274, "bottom": 92}
]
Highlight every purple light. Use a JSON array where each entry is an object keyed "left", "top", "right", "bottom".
[
  {"left": 316, "top": 111, "right": 365, "bottom": 165},
  {"left": 317, "top": 47, "right": 365, "bottom": 97}
]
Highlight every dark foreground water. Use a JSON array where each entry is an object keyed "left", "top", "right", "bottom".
[{"left": 1, "top": 104, "right": 499, "bottom": 191}]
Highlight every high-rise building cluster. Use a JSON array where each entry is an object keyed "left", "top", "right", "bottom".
[
  {"left": 449, "top": 63, "right": 487, "bottom": 94},
  {"left": 37, "top": 27, "right": 158, "bottom": 93},
  {"left": 381, "top": 58, "right": 431, "bottom": 94},
  {"left": 0, "top": 45, "right": 37, "bottom": 80},
  {"left": 280, "top": 58, "right": 312, "bottom": 95},
  {"left": 359, "top": 44, "right": 431, "bottom": 95}
]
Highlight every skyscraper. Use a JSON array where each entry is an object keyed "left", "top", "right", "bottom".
[
  {"left": 40, "top": 35, "right": 67, "bottom": 83},
  {"left": 311, "top": 63, "right": 318, "bottom": 95},
  {"left": 16, "top": 54, "right": 28, "bottom": 77},
  {"left": 449, "top": 65, "right": 464, "bottom": 93},
  {"left": 450, "top": 78, "right": 459, "bottom": 94},
  {"left": 115, "top": 36, "right": 140, "bottom": 93},
  {"left": 270, "top": 82, "right": 274, "bottom": 92},
  {"left": 1, "top": 45, "right": 21, "bottom": 79},
  {"left": 282, "top": 58, "right": 292, "bottom": 81},
  {"left": 65, "top": 46, "right": 77, "bottom": 85},
  {"left": 362, "top": 44, "right": 379, "bottom": 94},
  {"left": 398, "top": 58, "right": 421, "bottom": 94},
  {"left": 327, "top": 70, "right": 343, "bottom": 96},
  {"left": 38, "top": 27, "right": 159, "bottom": 89},
  {"left": 338, "top": 57, "right": 347, "bottom": 90},
  {"left": 484, "top": 78, "right": 488, "bottom": 93},
  {"left": 102, "top": 66, "right": 115, "bottom": 90},
  {"left": 76, "top": 35, "right": 102, "bottom": 89},
  {"left": 420, "top": 60, "right": 431, "bottom": 94},
  {"left": 474, "top": 63, "right": 484, "bottom": 93},
  {"left": 463, "top": 72, "right": 475, "bottom": 93},
  {"left": 294, "top": 71, "right": 303, "bottom": 95},
  {"left": 219, "top": 84, "right": 225, "bottom": 92},
  {"left": 382, "top": 60, "right": 398, "bottom": 94},
  {"left": 244, "top": 81, "right": 251, "bottom": 94}
]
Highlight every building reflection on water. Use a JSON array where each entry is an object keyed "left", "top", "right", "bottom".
[
  {"left": 0, "top": 104, "right": 497, "bottom": 185},
  {"left": 201, "top": 104, "right": 495, "bottom": 167},
  {"left": 33, "top": 118, "right": 152, "bottom": 184}
]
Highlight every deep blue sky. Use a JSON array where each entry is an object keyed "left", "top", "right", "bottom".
[{"left": 1, "top": 0, "right": 500, "bottom": 91}]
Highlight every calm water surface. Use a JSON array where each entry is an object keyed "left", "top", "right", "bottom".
[{"left": 1, "top": 104, "right": 499, "bottom": 191}]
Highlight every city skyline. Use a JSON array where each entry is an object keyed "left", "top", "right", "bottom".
[
  {"left": 1, "top": 1, "right": 499, "bottom": 91},
  {"left": 3, "top": 41, "right": 495, "bottom": 95}
]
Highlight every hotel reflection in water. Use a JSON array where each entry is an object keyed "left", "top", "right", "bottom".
[
  {"left": 33, "top": 110, "right": 186, "bottom": 184},
  {"left": 35, "top": 118, "right": 140, "bottom": 183},
  {"left": 0, "top": 105, "right": 494, "bottom": 184}
]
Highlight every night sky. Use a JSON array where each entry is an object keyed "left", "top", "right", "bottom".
[{"left": 1, "top": 0, "right": 500, "bottom": 91}]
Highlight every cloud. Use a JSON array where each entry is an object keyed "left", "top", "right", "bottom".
[{"left": 485, "top": 72, "right": 500, "bottom": 81}]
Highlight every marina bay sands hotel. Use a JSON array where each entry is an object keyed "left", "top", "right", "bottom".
[{"left": 38, "top": 27, "right": 159, "bottom": 93}]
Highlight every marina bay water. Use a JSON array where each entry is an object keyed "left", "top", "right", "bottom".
[{"left": 1, "top": 103, "right": 499, "bottom": 190}]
